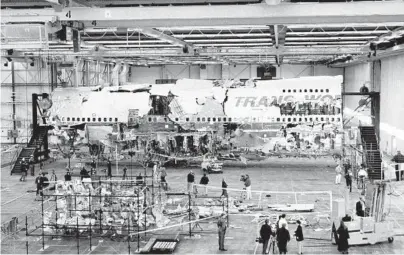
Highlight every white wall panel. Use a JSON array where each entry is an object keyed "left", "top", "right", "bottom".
[
  {"left": 379, "top": 54, "right": 404, "bottom": 154},
  {"left": 130, "top": 66, "right": 162, "bottom": 83},
  {"left": 343, "top": 63, "right": 372, "bottom": 126}
]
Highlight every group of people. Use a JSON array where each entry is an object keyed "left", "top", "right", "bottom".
[
  {"left": 18, "top": 155, "right": 38, "bottom": 182},
  {"left": 335, "top": 160, "right": 355, "bottom": 192}
]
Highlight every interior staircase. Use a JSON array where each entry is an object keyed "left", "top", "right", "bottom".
[
  {"left": 11, "top": 126, "right": 49, "bottom": 175},
  {"left": 359, "top": 126, "right": 382, "bottom": 180}
]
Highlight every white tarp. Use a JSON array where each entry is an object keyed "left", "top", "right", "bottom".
[{"left": 149, "top": 84, "right": 174, "bottom": 96}]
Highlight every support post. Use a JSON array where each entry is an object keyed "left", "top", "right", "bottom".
[
  {"left": 188, "top": 193, "right": 192, "bottom": 237},
  {"left": 127, "top": 214, "right": 131, "bottom": 255},
  {"left": 41, "top": 195, "right": 45, "bottom": 250},
  {"left": 76, "top": 217, "right": 79, "bottom": 254},
  {"left": 11, "top": 61, "right": 17, "bottom": 144},
  {"left": 137, "top": 187, "right": 140, "bottom": 252}
]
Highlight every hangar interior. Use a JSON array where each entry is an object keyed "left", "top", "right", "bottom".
[{"left": 1, "top": 1, "right": 404, "bottom": 254}]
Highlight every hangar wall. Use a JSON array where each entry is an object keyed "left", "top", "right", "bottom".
[
  {"left": 343, "top": 54, "right": 404, "bottom": 155},
  {"left": 130, "top": 64, "right": 342, "bottom": 83}
]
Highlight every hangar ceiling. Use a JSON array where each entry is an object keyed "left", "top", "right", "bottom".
[{"left": 2, "top": 0, "right": 404, "bottom": 66}]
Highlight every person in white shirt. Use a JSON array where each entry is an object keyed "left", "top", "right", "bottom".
[
  {"left": 335, "top": 163, "right": 342, "bottom": 184},
  {"left": 358, "top": 164, "right": 368, "bottom": 189},
  {"left": 278, "top": 214, "right": 288, "bottom": 230}
]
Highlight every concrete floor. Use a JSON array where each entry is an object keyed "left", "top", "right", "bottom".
[{"left": 1, "top": 157, "right": 404, "bottom": 254}]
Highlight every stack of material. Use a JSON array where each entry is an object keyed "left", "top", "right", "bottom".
[{"left": 152, "top": 241, "right": 178, "bottom": 254}]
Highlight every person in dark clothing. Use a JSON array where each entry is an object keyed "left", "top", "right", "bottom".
[
  {"left": 345, "top": 170, "right": 353, "bottom": 193},
  {"left": 337, "top": 220, "right": 350, "bottom": 254},
  {"left": 392, "top": 151, "right": 404, "bottom": 181},
  {"left": 277, "top": 223, "right": 290, "bottom": 254},
  {"left": 187, "top": 171, "right": 195, "bottom": 193},
  {"left": 35, "top": 172, "right": 43, "bottom": 198},
  {"left": 200, "top": 173, "right": 209, "bottom": 195},
  {"left": 260, "top": 219, "right": 273, "bottom": 254},
  {"left": 160, "top": 167, "right": 168, "bottom": 191},
  {"left": 356, "top": 196, "right": 366, "bottom": 217},
  {"left": 64, "top": 170, "right": 72, "bottom": 181},
  {"left": 19, "top": 158, "right": 28, "bottom": 181},
  {"left": 294, "top": 220, "right": 304, "bottom": 255},
  {"left": 107, "top": 159, "right": 112, "bottom": 178},
  {"left": 221, "top": 178, "right": 228, "bottom": 197},
  {"left": 217, "top": 213, "right": 227, "bottom": 251},
  {"left": 80, "top": 167, "right": 89, "bottom": 180},
  {"left": 122, "top": 166, "right": 127, "bottom": 180},
  {"left": 41, "top": 173, "right": 49, "bottom": 198}
]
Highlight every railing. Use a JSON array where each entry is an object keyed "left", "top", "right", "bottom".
[
  {"left": 9, "top": 147, "right": 23, "bottom": 173},
  {"left": 0, "top": 146, "right": 22, "bottom": 168}
]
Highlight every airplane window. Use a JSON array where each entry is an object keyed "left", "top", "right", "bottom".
[
  {"left": 202, "top": 117, "right": 206, "bottom": 122},
  {"left": 320, "top": 89, "right": 324, "bottom": 93},
  {"left": 148, "top": 117, "right": 152, "bottom": 122},
  {"left": 164, "top": 118, "right": 167, "bottom": 122},
  {"left": 72, "top": 118, "right": 75, "bottom": 121},
  {"left": 321, "top": 117, "right": 324, "bottom": 121},
  {"left": 309, "top": 118, "right": 313, "bottom": 121},
  {"left": 288, "top": 89, "right": 291, "bottom": 93},
  {"left": 98, "top": 118, "right": 101, "bottom": 122},
  {"left": 304, "top": 118, "right": 308, "bottom": 122},
  {"left": 109, "top": 118, "right": 112, "bottom": 121},
  {"left": 288, "top": 118, "right": 291, "bottom": 122},
  {"left": 52, "top": 117, "right": 55, "bottom": 121},
  {"left": 212, "top": 118, "right": 216, "bottom": 122},
  {"left": 115, "top": 118, "right": 118, "bottom": 122},
  {"left": 104, "top": 118, "right": 107, "bottom": 122},
  {"left": 315, "top": 89, "right": 318, "bottom": 93},
  {"left": 197, "top": 118, "right": 200, "bottom": 122},
  {"left": 293, "top": 118, "right": 296, "bottom": 122},
  {"left": 253, "top": 118, "right": 256, "bottom": 122},
  {"left": 337, "top": 118, "right": 341, "bottom": 122},
  {"left": 283, "top": 89, "right": 286, "bottom": 93},
  {"left": 175, "top": 118, "right": 179, "bottom": 121},
  {"left": 223, "top": 117, "right": 227, "bottom": 122},
  {"left": 93, "top": 118, "right": 96, "bottom": 122},
  {"left": 326, "top": 117, "right": 329, "bottom": 121},
  {"left": 299, "top": 118, "right": 302, "bottom": 122},
  {"left": 276, "top": 118, "right": 280, "bottom": 122},
  {"left": 326, "top": 89, "right": 329, "bottom": 93},
  {"left": 218, "top": 117, "right": 221, "bottom": 122},
  {"left": 299, "top": 89, "right": 302, "bottom": 92},
  {"left": 67, "top": 117, "right": 70, "bottom": 121},
  {"left": 153, "top": 117, "right": 157, "bottom": 122},
  {"left": 310, "top": 89, "right": 313, "bottom": 92},
  {"left": 331, "top": 118, "right": 335, "bottom": 122},
  {"left": 293, "top": 89, "right": 296, "bottom": 93},
  {"left": 228, "top": 118, "right": 232, "bottom": 122},
  {"left": 82, "top": 118, "right": 85, "bottom": 121},
  {"left": 207, "top": 117, "right": 211, "bottom": 122},
  {"left": 186, "top": 118, "right": 189, "bottom": 122},
  {"left": 282, "top": 118, "right": 285, "bottom": 122},
  {"left": 315, "top": 117, "right": 319, "bottom": 121},
  {"left": 304, "top": 89, "right": 307, "bottom": 92}
]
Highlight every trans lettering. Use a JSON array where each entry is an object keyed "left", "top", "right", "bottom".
[{"left": 235, "top": 95, "right": 340, "bottom": 107}]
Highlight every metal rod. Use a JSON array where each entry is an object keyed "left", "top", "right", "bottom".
[
  {"left": 89, "top": 220, "right": 92, "bottom": 251},
  {"left": 41, "top": 194, "right": 45, "bottom": 250},
  {"left": 127, "top": 214, "right": 131, "bottom": 255},
  {"left": 188, "top": 193, "right": 191, "bottom": 237},
  {"left": 137, "top": 187, "right": 140, "bottom": 252},
  {"left": 77, "top": 217, "right": 79, "bottom": 254}
]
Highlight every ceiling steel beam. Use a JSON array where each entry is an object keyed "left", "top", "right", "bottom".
[
  {"left": 135, "top": 28, "right": 193, "bottom": 52},
  {"left": 3, "top": 2, "right": 404, "bottom": 26}
]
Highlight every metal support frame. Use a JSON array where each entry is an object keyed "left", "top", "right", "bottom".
[{"left": 3, "top": 3, "right": 404, "bottom": 26}]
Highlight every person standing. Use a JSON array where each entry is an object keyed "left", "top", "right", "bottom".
[
  {"left": 278, "top": 214, "right": 288, "bottom": 230},
  {"left": 337, "top": 220, "right": 350, "bottom": 254},
  {"left": 160, "top": 167, "right": 168, "bottom": 191},
  {"left": 49, "top": 169, "right": 57, "bottom": 191},
  {"left": 217, "top": 213, "right": 228, "bottom": 251},
  {"left": 199, "top": 173, "right": 209, "bottom": 196},
  {"left": 19, "top": 158, "right": 28, "bottom": 182},
  {"left": 260, "top": 219, "right": 273, "bottom": 254},
  {"left": 335, "top": 163, "right": 342, "bottom": 184},
  {"left": 122, "top": 166, "right": 128, "bottom": 180},
  {"left": 294, "top": 220, "right": 304, "bottom": 255},
  {"left": 64, "top": 170, "right": 72, "bottom": 181},
  {"left": 277, "top": 223, "right": 290, "bottom": 254},
  {"left": 187, "top": 170, "right": 195, "bottom": 193},
  {"left": 136, "top": 173, "right": 144, "bottom": 185},
  {"left": 29, "top": 155, "right": 35, "bottom": 176},
  {"left": 392, "top": 150, "right": 404, "bottom": 181},
  {"left": 35, "top": 171, "right": 43, "bottom": 200},
  {"left": 345, "top": 170, "right": 353, "bottom": 193},
  {"left": 244, "top": 174, "right": 252, "bottom": 200},
  {"left": 221, "top": 178, "right": 228, "bottom": 197},
  {"left": 107, "top": 159, "right": 112, "bottom": 178},
  {"left": 356, "top": 196, "right": 366, "bottom": 217}
]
